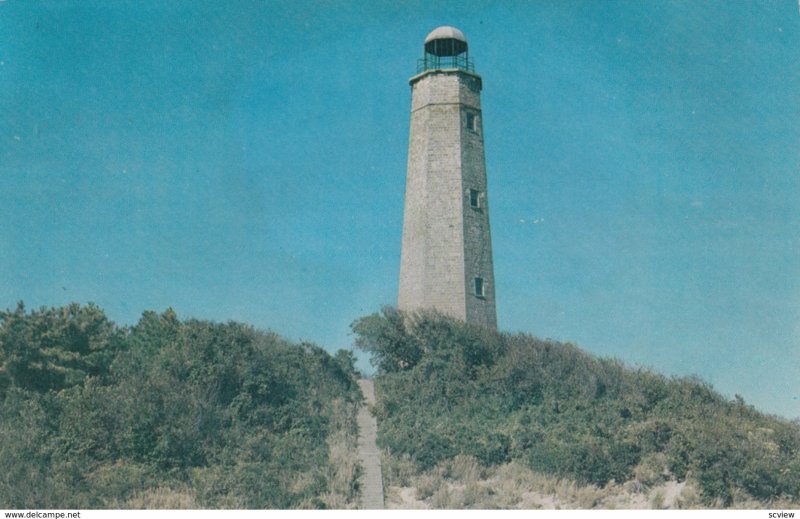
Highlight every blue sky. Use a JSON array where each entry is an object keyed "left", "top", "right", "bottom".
[{"left": 1, "top": 1, "right": 798, "bottom": 418}]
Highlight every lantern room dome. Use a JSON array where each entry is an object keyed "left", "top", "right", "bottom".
[
  {"left": 424, "top": 26, "right": 467, "bottom": 44},
  {"left": 424, "top": 26, "right": 468, "bottom": 57}
]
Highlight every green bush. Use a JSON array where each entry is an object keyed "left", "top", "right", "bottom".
[
  {"left": 354, "top": 308, "right": 800, "bottom": 506},
  {"left": 0, "top": 303, "right": 360, "bottom": 508}
]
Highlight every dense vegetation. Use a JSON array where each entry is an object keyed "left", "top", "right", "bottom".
[
  {"left": 0, "top": 303, "right": 361, "bottom": 509},
  {"left": 354, "top": 308, "right": 800, "bottom": 507}
]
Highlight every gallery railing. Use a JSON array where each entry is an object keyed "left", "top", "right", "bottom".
[{"left": 416, "top": 55, "right": 475, "bottom": 74}]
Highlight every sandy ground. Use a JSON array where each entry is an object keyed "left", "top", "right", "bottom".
[{"left": 386, "top": 476, "right": 691, "bottom": 509}]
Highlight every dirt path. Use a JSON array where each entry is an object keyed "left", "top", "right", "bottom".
[{"left": 356, "top": 379, "right": 384, "bottom": 509}]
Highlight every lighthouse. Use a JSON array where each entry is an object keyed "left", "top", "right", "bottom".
[{"left": 398, "top": 26, "right": 497, "bottom": 329}]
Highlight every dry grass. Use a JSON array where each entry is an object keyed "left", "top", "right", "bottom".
[
  {"left": 429, "top": 485, "right": 453, "bottom": 508},
  {"left": 381, "top": 451, "right": 416, "bottom": 488},
  {"left": 446, "top": 455, "right": 482, "bottom": 483},
  {"left": 122, "top": 487, "right": 199, "bottom": 509},
  {"left": 632, "top": 452, "right": 670, "bottom": 491},
  {"left": 674, "top": 483, "right": 700, "bottom": 509},
  {"left": 383, "top": 454, "right": 736, "bottom": 510},
  {"left": 651, "top": 491, "right": 665, "bottom": 509},
  {"left": 415, "top": 472, "right": 443, "bottom": 500},
  {"left": 726, "top": 489, "right": 800, "bottom": 510},
  {"left": 320, "top": 398, "right": 360, "bottom": 509}
]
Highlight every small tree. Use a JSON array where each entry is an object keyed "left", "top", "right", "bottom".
[{"left": 0, "top": 302, "right": 119, "bottom": 393}]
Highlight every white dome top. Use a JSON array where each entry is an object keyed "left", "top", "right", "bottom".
[{"left": 424, "top": 26, "right": 467, "bottom": 44}]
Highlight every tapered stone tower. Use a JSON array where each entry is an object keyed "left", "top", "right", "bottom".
[{"left": 398, "top": 26, "right": 497, "bottom": 329}]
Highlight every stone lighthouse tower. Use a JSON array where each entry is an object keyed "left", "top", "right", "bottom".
[{"left": 398, "top": 26, "right": 497, "bottom": 329}]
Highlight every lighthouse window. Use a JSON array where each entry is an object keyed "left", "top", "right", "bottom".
[
  {"left": 466, "top": 113, "right": 478, "bottom": 132},
  {"left": 469, "top": 189, "right": 481, "bottom": 208},
  {"left": 474, "top": 277, "right": 485, "bottom": 298}
]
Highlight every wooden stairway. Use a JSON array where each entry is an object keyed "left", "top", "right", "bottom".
[{"left": 356, "top": 379, "right": 384, "bottom": 509}]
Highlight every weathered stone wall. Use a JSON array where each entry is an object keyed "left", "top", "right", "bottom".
[
  {"left": 459, "top": 77, "right": 497, "bottom": 329},
  {"left": 398, "top": 69, "right": 497, "bottom": 328}
]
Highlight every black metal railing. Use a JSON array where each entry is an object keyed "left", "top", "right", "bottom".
[{"left": 416, "top": 54, "right": 475, "bottom": 74}]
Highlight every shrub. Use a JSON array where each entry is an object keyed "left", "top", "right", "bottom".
[
  {"left": 356, "top": 310, "right": 800, "bottom": 507},
  {"left": 0, "top": 304, "right": 360, "bottom": 509}
]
